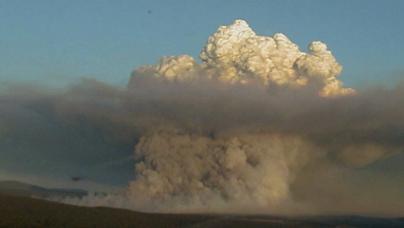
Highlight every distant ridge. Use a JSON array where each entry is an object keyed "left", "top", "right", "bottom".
[{"left": 0, "top": 180, "right": 87, "bottom": 199}]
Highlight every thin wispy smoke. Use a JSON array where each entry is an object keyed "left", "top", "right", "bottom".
[{"left": 1, "top": 20, "right": 403, "bottom": 216}]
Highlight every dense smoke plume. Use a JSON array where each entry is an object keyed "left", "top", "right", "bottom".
[{"left": 1, "top": 20, "right": 404, "bottom": 216}]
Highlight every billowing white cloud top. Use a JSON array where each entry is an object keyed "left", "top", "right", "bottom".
[{"left": 132, "top": 19, "right": 354, "bottom": 97}]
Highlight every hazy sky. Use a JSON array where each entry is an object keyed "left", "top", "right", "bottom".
[{"left": 1, "top": 0, "right": 403, "bottom": 87}]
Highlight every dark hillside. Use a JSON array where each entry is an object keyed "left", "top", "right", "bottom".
[{"left": 0, "top": 193, "right": 403, "bottom": 227}]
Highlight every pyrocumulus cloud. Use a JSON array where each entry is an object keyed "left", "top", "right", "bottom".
[{"left": 1, "top": 19, "right": 404, "bottom": 216}]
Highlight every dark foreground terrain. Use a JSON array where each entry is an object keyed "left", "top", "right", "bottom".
[{"left": 0, "top": 193, "right": 403, "bottom": 228}]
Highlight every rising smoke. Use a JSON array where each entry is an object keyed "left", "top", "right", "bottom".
[{"left": 1, "top": 19, "right": 404, "bottom": 216}]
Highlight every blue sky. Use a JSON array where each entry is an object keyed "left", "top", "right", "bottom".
[{"left": 0, "top": 0, "right": 403, "bottom": 87}]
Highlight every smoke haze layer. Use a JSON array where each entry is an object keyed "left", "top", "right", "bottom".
[{"left": 1, "top": 20, "right": 404, "bottom": 216}]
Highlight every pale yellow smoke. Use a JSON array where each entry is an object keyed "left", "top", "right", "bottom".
[{"left": 128, "top": 128, "right": 320, "bottom": 212}]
